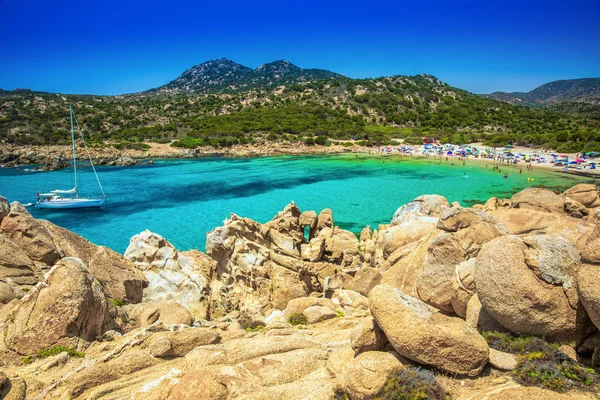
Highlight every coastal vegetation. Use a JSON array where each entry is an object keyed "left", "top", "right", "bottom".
[
  {"left": 483, "top": 331, "right": 600, "bottom": 392},
  {"left": 1, "top": 61, "right": 599, "bottom": 152}
]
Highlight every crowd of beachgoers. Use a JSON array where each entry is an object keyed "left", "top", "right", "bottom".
[{"left": 378, "top": 143, "right": 599, "bottom": 173}]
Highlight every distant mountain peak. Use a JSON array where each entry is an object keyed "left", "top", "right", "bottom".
[
  {"left": 483, "top": 77, "right": 600, "bottom": 106},
  {"left": 151, "top": 59, "right": 343, "bottom": 95}
]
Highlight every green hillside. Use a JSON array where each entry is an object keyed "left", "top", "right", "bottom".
[{"left": 1, "top": 62, "right": 599, "bottom": 152}]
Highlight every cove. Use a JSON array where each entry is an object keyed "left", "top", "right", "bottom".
[{"left": 0, "top": 155, "right": 593, "bottom": 253}]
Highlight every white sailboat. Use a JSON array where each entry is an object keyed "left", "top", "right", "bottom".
[{"left": 36, "top": 106, "right": 107, "bottom": 209}]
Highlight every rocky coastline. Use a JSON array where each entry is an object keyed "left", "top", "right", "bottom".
[
  {"left": 0, "top": 142, "right": 369, "bottom": 171},
  {"left": 0, "top": 184, "right": 600, "bottom": 399}
]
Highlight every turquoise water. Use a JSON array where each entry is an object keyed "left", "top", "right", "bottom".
[{"left": 0, "top": 155, "right": 592, "bottom": 254}]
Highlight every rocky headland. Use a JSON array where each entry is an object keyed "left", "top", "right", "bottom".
[{"left": 0, "top": 184, "right": 600, "bottom": 399}]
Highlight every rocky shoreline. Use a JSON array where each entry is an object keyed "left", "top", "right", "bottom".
[
  {"left": 0, "top": 184, "right": 600, "bottom": 399},
  {"left": 0, "top": 143, "right": 369, "bottom": 170}
]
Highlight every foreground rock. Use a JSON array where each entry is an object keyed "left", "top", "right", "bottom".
[
  {"left": 205, "top": 202, "right": 359, "bottom": 317},
  {"left": 475, "top": 234, "right": 580, "bottom": 339},
  {"left": 368, "top": 284, "right": 489, "bottom": 376},
  {"left": 125, "top": 230, "right": 213, "bottom": 320},
  {"left": 0, "top": 202, "right": 147, "bottom": 302},
  {"left": 342, "top": 351, "right": 403, "bottom": 399},
  {"left": 1, "top": 257, "right": 116, "bottom": 355},
  {"left": 0, "top": 183, "right": 599, "bottom": 399}
]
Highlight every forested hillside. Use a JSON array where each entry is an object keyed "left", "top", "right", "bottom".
[{"left": 1, "top": 61, "right": 599, "bottom": 152}]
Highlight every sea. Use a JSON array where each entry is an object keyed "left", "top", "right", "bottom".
[{"left": 0, "top": 155, "right": 593, "bottom": 254}]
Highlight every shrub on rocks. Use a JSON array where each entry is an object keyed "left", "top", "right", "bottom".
[
  {"left": 287, "top": 313, "right": 307, "bottom": 326},
  {"left": 515, "top": 349, "right": 599, "bottom": 393},
  {"left": 482, "top": 331, "right": 600, "bottom": 393},
  {"left": 375, "top": 367, "right": 449, "bottom": 400}
]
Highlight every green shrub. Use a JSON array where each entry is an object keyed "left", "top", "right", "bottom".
[
  {"left": 481, "top": 331, "right": 556, "bottom": 354},
  {"left": 110, "top": 298, "right": 123, "bottom": 307},
  {"left": 287, "top": 313, "right": 307, "bottom": 326},
  {"left": 375, "top": 367, "right": 449, "bottom": 400},
  {"left": 514, "top": 349, "right": 599, "bottom": 392},
  {"left": 315, "top": 135, "right": 329, "bottom": 145},
  {"left": 245, "top": 325, "right": 265, "bottom": 332},
  {"left": 237, "top": 312, "right": 265, "bottom": 332},
  {"left": 170, "top": 136, "right": 206, "bottom": 148},
  {"left": 23, "top": 355, "right": 33, "bottom": 365},
  {"left": 36, "top": 345, "right": 84, "bottom": 359},
  {"left": 342, "top": 142, "right": 354, "bottom": 147},
  {"left": 113, "top": 142, "right": 151, "bottom": 151},
  {"left": 483, "top": 331, "right": 599, "bottom": 393}
]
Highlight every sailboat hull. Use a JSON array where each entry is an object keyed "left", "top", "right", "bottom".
[{"left": 37, "top": 198, "right": 106, "bottom": 209}]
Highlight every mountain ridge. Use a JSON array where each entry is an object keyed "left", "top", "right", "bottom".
[
  {"left": 148, "top": 58, "right": 344, "bottom": 95},
  {"left": 483, "top": 77, "right": 600, "bottom": 106}
]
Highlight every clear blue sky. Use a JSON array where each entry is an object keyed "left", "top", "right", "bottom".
[{"left": 0, "top": 0, "right": 598, "bottom": 95}]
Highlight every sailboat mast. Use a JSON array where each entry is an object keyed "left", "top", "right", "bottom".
[{"left": 70, "top": 105, "right": 78, "bottom": 198}]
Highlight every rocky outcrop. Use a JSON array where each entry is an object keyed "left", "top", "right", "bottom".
[
  {"left": 368, "top": 284, "right": 489, "bottom": 376},
  {"left": 205, "top": 202, "right": 359, "bottom": 317},
  {"left": 2, "top": 257, "right": 116, "bottom": 355},
  {"left": 125, "top": 230, "right": 212, "bottom": 320},
  {"left": 562, "top": 184, "right": 600, "bottom": 208},
  {"left": 0, "top": 202, "right": 147, "bottom": 302},
  {"left": 0, "top": 235, "right": 43, "bottom": 287},
  {"left": 391, "top": 194, "right": 449, "bottom": 225},
  {"left": 0, "top": 183, "right": 599, "bottom": 399}
]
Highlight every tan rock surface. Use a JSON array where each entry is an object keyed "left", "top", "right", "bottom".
[
  {"left": 475, "top": 235, "right": 580, "bottom": 339},
  {"left": 577, "top": 263, "right": 600, "bottom": 329},
  {"left": 368, "top": 285, "right": 489, "bottom": 375},
  {"left": 3, "top": 257, "right": 116, "bottom": 355},
  {"left": 342, "top": 351, "right": 403, "bottom": 400},
  {"left": 139, "top": 302, "right": 194, "bottom": 327}
]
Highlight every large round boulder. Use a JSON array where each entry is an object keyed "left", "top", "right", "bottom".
[
  {"left": 3, "top": 257, "right": 116, "bottom": 355},
  {"left": 391, "top": 195, "right": 449, "bottom": 226},
  {"left": 475, "top": 235, "right": 580, "bottom": 339},
  {"left": 368, "top": 285, "right": 489, "bottom": 376}
]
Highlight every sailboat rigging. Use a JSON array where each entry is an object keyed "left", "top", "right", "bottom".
[{"left": 36, "top": 105, "right": 107, "bottom": 209}]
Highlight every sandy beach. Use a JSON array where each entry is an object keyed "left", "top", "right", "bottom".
[{"left": 1, "top": 141, "right": 599, "bottom": 177}]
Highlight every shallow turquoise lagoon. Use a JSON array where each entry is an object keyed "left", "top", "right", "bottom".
[{"left": 0, "top": 155, "right": 593, "bottom": 253}]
